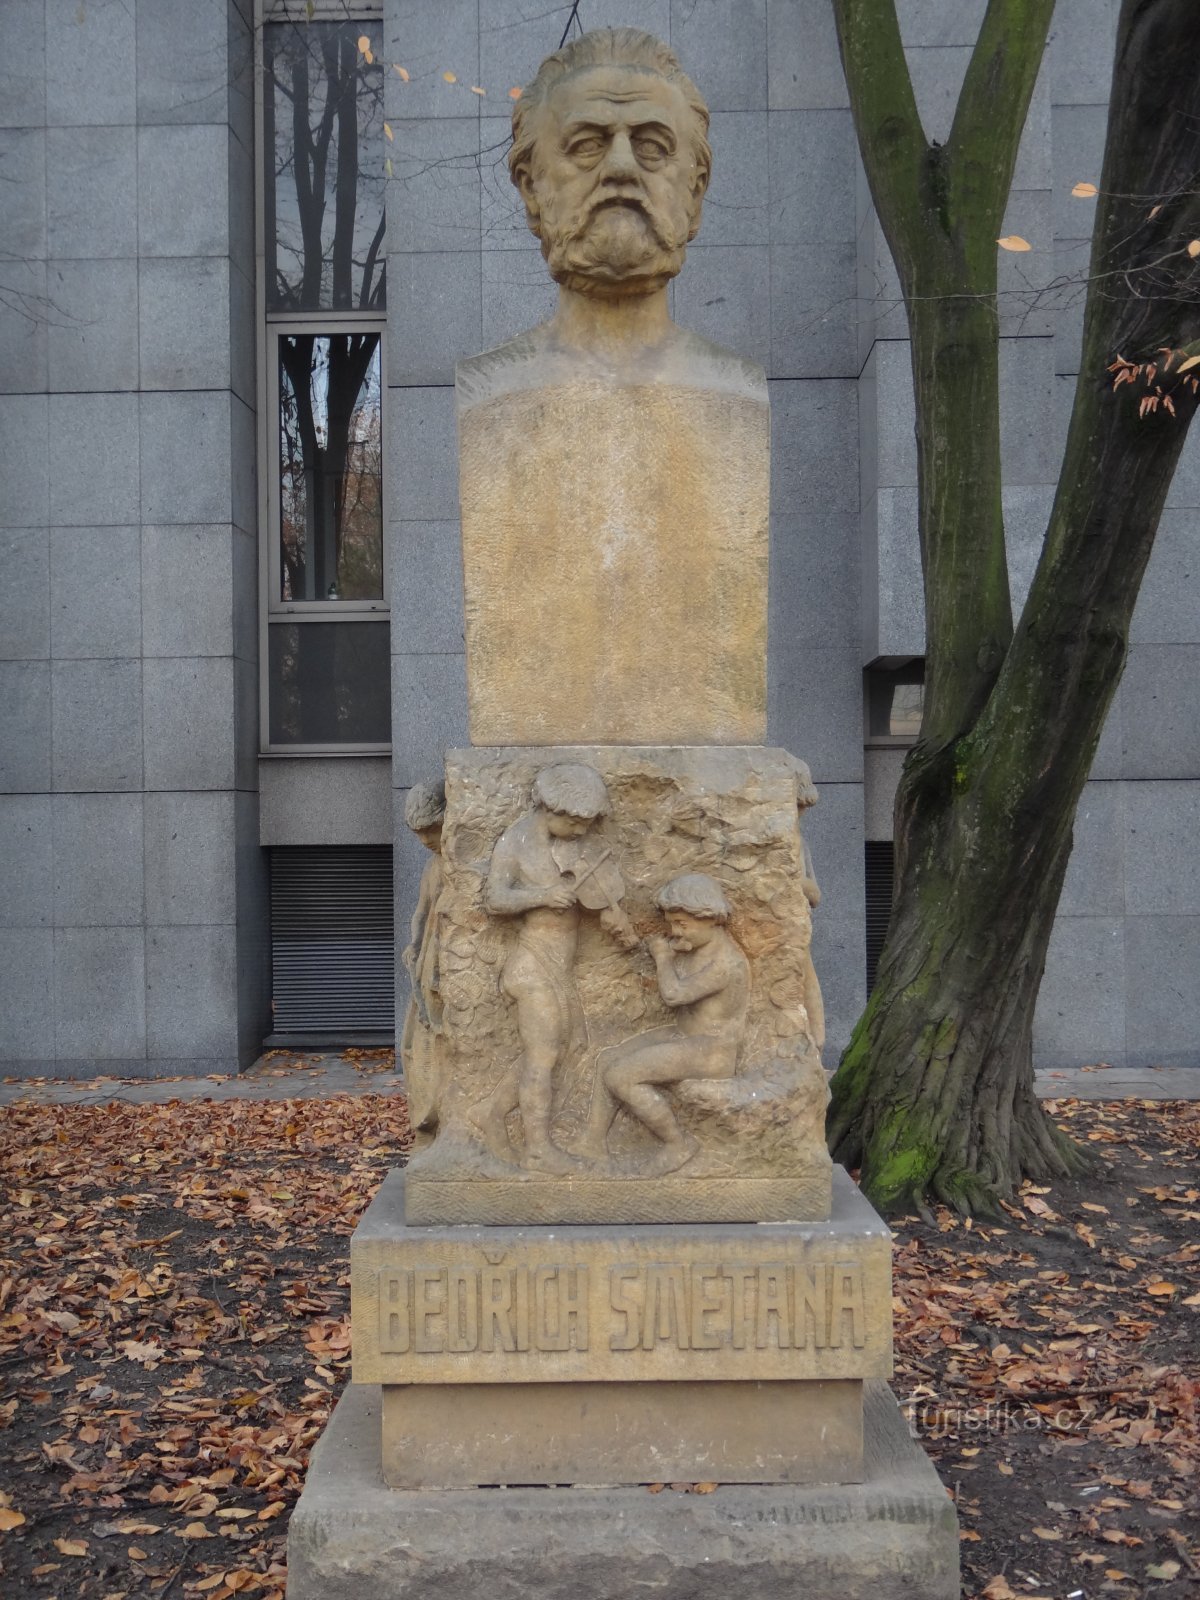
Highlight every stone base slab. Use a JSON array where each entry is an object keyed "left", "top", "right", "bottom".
[
  {"left": 381, "top": 1377, "right": 862, "bottom": 1488},
  {"left": 403, "top": 1171, "right": 831, "bottom": 1226},
  {"left": 287, "top": 1381, "right": 960, "bottom": 1600}
]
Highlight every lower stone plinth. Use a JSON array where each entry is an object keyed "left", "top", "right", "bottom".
[
  {"left": 381, "top": 1377, "right": 862, "bottom": 1488},
  {"left": 288, "top": 1382, "right": 960, "bottom": 1600}
]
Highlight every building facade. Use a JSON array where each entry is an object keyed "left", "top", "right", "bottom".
[{"left": 1, "top": 0, "right": 1197, "bottom": 1079}]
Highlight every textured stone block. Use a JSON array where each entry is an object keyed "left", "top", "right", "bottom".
[
  {"left": 144, "top": 790, "right": 237, "bottom": 925},
  {"left": 1003, "top": 484, "right": 1055, "bottom": 618},
  {"left": 1165, "top": 424, "right": 1200, "bottom": 510},
  {"left": 356, "top": 1170, "right": 886, "bottom": 1383},
  {"left": 385, "top": 119, "right": 485, "bottom": 251},
  {"left": 0, "top": 795, "right": 52, "bottom": 928},
  {"left": 138, "top": 259, "right": 232, "bottom": 390},
  {"left": 387, "top": 386, "right": 457, "bottom": 522},
  {"left": 698, "top": 111, "right": 769, "bottom": 246},
  {"left": 1124, "top": 781, "right": 1200, "bottom": 916},
  {"left": 1120, "top": 645, "right": 1200, "bottom": 779},
  {"left": 1034, "top": 916, "right": 1126, "bottom": 1067},
  {"left": 141, "top": 524, "right": 233, "bottom": 657},
  {"left": 1126, "top": 915, "right": 1200, "bottom": 1068},
  {"left": 869, "top": 487, "right": 923, "bottom": 660},
  {"left": 896, "top": 0, "right": 986, "bottom": 45},
  {"left": 261, "top": 758, "right": 392, "bottom": 847},
  {"left": 478, "top": 0, "right": 670, "bottom": 106},
  {"left": 387, "top": 252, "right": 481, "bottom": 386},
  {"left": 768, "top": 109, "right": 857, "bottom": 243},
  {"left": 51, "top": 659, "right": 142, "bottom": 792},
  {"left": 391, "top": 655, "right": 468, "bottom": 791},
  {"left": 0, "top": 661, "right": 51, "bottom": 790},
  {"left": 46, "top": 0, "right": 135, "bottom": 125},
  {"left": 140, "top": 392, "right": 232, "bottom": 524},
  {"left": 389, "top": 522, "right": 464, "bottom": 655},
  {"left": 46, "top": 127, "right": 137, "bottom": 260},
  {"left": 234, "top": 655, "right": 257, "bottom": 793},
  {"left": 1048, "top": 0, "right": 1120, "bottom": 105},
  {"left": 0, "top": 529, "right": 50, "bottom": 659},
  {"left": 671, "top": 0, "right": 767, "bottom": 111},
  {"left": 479, "top": 248, "right": 558, "bottom": 352},
  {"left": 458, "top": 340, "right": 768, "bottom": 744},
  {"left": 0, "top": 260, "right": 48, "bottom": 393},
  {"left": 1000, "top": 336, "right": 1057, "bottom": 482},
  {"left": 997, "top": 193, "right": 1054, "bottom": 337},
  {"left": 382, "top": 1378, "right": 863, "bottom": 1488},
  {"left": 49, "top": 393, "right": 139, "bottom": 527},
  {"left": 0, "top": 0, "right": 45, "bottom": 127},
  {"left": 479, "top": 115, "right": 532, "bottom": 247},
  {"left": 54, "top": 926, "right": 146, "bottom": 1060},
  {"left": 383, "top": 0, "right": 480, "bottom": 122},
  {"left": 287, "top": 1381, "right": 960, "bottom": 1600},
  {"left": 769, "top": 512, "right": 860, "bottom": 651},
  {"left": 53, "top": 792, "right": 144, "bottom": 928},
  {"left": 904, "top": 44, "right": 970, "bottom": 146},
  {"left": 136, "top": 0, "right": 230, "bottom": 124},
  {"left": 138, "top": 124, "right": 229, "bottom": 256},
  {"left": 50, "top": 526, "right": 142, "bottom": 659},
  {"left": 769, "top": 648, "right": 865, "bottom": 783},
  {"left": 231, "top": 393, "right": 256, "bottom": 536},
  {"left": 872, "top": 339, "right": 917, "bottom": 487},
  {"left": 143, "top": 657, "right": 235, "bottom": 790},
  {"left": 0, "top": 928, "right": 54, "bottom": 1060},
  {"left": 769, "top": 240, "right": 858, "bottom": 379},
  {"left": 799, "top": 780, "right": 868, "bottom": 1061},
  {"left": 1130, "top": 512, "right": 1200, "bottom": 646},
  {"left": 47, "top": 259, "right": 139, "bottom": 392},
  {"left": 146, "top": 924, "right": 238, "bottom": 1060},
  {"left": 0, "top": 129, "right": 46, "bottom": 259},
  {"left": 232, "top": 527, "right": 256, "bottom": 659},
  {"left": 0, "top": 395, "right": 49, "bottom": 527},
  {"left": 770, "top": 379, "right": 858, "bottom": 515},
  {"left": 767, "top": 0, "right": 849, "bottom": 109},
  {"left": 675, "top": 244, "right": 771, "bottom": 371},
  {"left": 1052, "top": 104, "right": 1106, "bottom": 242}
]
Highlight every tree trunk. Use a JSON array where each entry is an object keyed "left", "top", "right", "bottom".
[{"left": 829, "top": 0, "right": 1200, "bottom": 1214}]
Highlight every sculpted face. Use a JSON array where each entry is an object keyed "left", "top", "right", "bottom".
[
  {"left": 519, "top": 64, "right": 707, "bottom": 296},
  {"left": 664, "top": 910, "right": 717, "bottom": 952}
]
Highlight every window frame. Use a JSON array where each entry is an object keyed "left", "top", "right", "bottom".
[{"left": 255, "top": 0, "right": 391, "bottom": 758}]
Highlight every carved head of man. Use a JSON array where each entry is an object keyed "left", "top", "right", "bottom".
[{"left": 510, "top": 28, "right": 711, "bottom": 298}]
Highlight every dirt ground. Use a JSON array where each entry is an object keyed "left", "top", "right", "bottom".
[{"left": 0, "top": 1085, "right": 1196, "bottom": 1600}]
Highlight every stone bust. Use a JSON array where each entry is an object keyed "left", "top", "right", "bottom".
[{"left": 458, "top": 27, "right": 762, "bottom": 402}]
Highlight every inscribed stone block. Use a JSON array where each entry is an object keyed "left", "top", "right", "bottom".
[
  {"left": 0, "top": 529, "right": 50, "bottom": 659},
  {"left": 146, "top": 925, "right": 238, "bottom": 1060},
  {"left": 0, "top": 795, "right": 52, "bottom": 928},
  {"left": 50, "top": 527, "right": 142, "bottom": 659},
  {"left": 49, "top": 393, "right": 139, "bottom": 527},
  {"left": 143, "top": 657, "right": 236, "bottom": 791},
  {"left": 51, "top": 659, "right": 142, "bottom": 792},
  {"left": 0, "top": 661, "right": 51, "bottom": 790},
  {"left": 670, "top": 0, "right": 767, "bottom": 112},
  {"left": 54, "top": 926, "right": 146, "bottom": 1060},
  {"left": 52, "top": 793, "right": 144, "bottom": 928},
  {"left": 144, "top": 790, "right": 237, "bottom": 926},
  {"left": 0, "top": 928, "right": 54, "bottom": 1060}
]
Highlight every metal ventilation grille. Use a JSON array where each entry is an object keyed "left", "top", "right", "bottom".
[
  {"left": 270, "top": 846, "right": 394, "bottom": 1033},
  {"left": 864, "top": 840, "right": 895, "bottom": 994}
]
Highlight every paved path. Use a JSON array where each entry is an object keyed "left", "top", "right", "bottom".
[{"left": 0, "top": 1057, "right": 1195, "bottom": 1109}]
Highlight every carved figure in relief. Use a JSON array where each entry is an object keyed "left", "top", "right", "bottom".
[
  {"left": 400, "top": 781, "right": 446, "bottom": 1136},
  {"left": 577, "top": 873, "right": 750, "bottom": 1173},
  {"left": 468, "top": 763, "right": 638, "bottom": 1174},
  {"left": 794, "top": 761, "right": 826, "bottom": 1051}
]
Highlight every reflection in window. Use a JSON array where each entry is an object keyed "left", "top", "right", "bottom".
[
  {"left": 279, "top": 333, "right": 383, "bottom": 603},
  {"left": 265, "top": 20, "right": 386, "bottom": 312},
  {"left": 268, "top": 621, "right": 391, "bottom": 745},
  {"left": 866, "top": 661, "right": 925, "bottom": 740}
]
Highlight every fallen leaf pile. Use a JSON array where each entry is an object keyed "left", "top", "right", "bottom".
[{"left": 0, "top": 1090, "right": 1196, "bottom": 1600}]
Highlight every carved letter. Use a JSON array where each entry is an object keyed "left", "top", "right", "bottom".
[
  {"left": 479, "top": 1265, "right": 516, "bottom": 1353},
  {"left": 642, "top": 1265, "right": 690, "bottom": 1350},
  {"left": 726, "top": 1264, "right": 758, "bottom": 1351},
  {"left": 754, "top": 1264, "right": 790, "bottom": 1350},
  {"left": 689, "top": 1264, "right": 726, "bottom": 1350},
  {"left": 535, "top": 1265, "right": 589, "bottom": 1351},
  {"left": 514, "top": 1265, "right": 531, "bottom": 1351},
  {"left": 830, "top": 1261, "right": 867, "bottom": 1349},
  {"left": 446, "top": 1266, "right": 479, "bottom": 1353},
  {"left": 377, "top": 1269, "right": 411, "bottom": 1353},
  {"left": 794, "top": 1262, "right": 829, "bottom": 1349},
  {"left": 609, "top": 1265, "right": 641, "bottom": 1352},
  {"left": 413, "top": 1267, "right": 447, "bottom": 1353}
]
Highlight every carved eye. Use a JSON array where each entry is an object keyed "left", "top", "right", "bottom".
[
  {"left": 634, "top": 136, "right": 669, "bottom": 164},
  {"left": 568, "top": 136, "right": 605, "bottom": 160}
]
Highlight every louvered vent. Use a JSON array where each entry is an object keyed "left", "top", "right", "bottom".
[
  {"left": 270, "top": 846, "right": 394, "bottom": 1033},
  {"left": 864, "top": 840, "right": 895, "bottom": 994}
]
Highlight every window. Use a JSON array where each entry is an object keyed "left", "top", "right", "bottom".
[
  {"left": 865, "top": 660, "right": 925, "bottom": 744},
  {"left": 258, "top": 5, "right": 390, "bottom": 751}
]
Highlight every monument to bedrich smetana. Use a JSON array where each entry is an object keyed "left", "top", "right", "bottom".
[{"left": 289, "top": 29, "right": 958, "bottom": 1598}]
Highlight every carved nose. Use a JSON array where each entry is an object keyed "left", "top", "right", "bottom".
[{"left": 602, "top": 131, "right": 639, "bottom": 180}]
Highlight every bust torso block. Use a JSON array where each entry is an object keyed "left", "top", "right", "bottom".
[{"left": 456, "top": 326, "right": 769, "bottom": 747}]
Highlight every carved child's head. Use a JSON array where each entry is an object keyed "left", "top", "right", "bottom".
[
  {"left": 532, "top": 762, "right": 611, "bottom": 839},
  {"left": 405, "top": 780, "right": 446, "bottom": 851},
  {"left": 655, "top": 872, "right": 731, "bottom": 950},
  {"left": 510, "top": 28, "right": 711, "bottom": 298}
]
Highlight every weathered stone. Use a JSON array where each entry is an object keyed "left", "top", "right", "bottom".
[
  {"left": 380, "top": 1378, "right": 863, "bottom": 1488},
  {"left": 404, "top": 745, "right": 832, "bottom": 1224},
  {"left": 286, "top": 1380, "right": 961, "bottom": 1600},
  {"left": 353, "top": 1169, "right": 891, "bottom": 1387}
]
